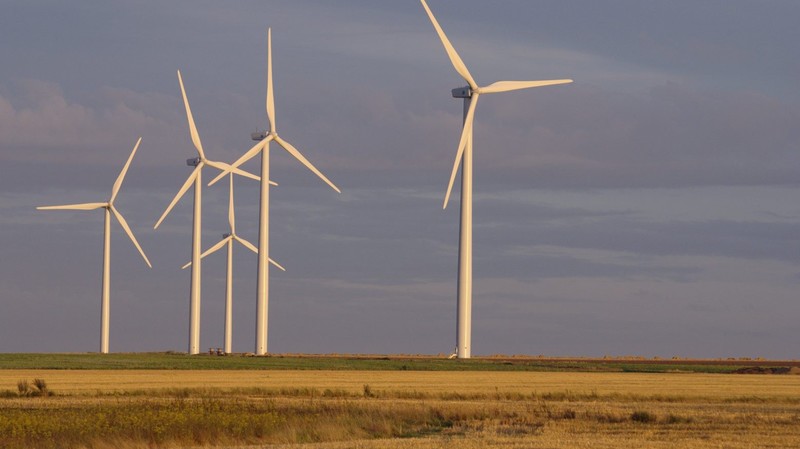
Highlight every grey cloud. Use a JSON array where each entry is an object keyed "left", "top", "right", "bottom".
[
  {"left": 0, "top": 80, "right": 181, "bottom": 169},
  {"left": 476, "top": 208, "right": 800, "bottom": 265},
  {"left": 462, "top": 83, "right": 800, "bottom": 189}
]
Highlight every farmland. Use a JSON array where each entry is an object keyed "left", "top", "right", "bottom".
[
  {"left": 1, "top": 352, "right": 796, "bottom": 372},
  {"left": 1, "top": 354, "right": 799, "bottom": 448}
]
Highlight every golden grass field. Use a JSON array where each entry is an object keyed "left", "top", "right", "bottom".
[
  {"left": 2, "top": 369, "right": 800, "bottom": 399},
  {"left": 2, "top": 369, "right": 800, "bottom": 448}
]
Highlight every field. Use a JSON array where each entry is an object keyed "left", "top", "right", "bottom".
[
  {"left": 2, "top": 352, "right": 797, "bottom": 372},
  {"left": 1, "top": 354, "right": 799, "bottom": 448}
]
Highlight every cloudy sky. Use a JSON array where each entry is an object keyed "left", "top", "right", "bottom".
[{"left": 1, "top": 1, "right": 798, "bottom": 358}]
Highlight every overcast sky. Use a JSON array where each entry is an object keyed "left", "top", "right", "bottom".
[{"left": 1, "top": 1, "right": 799, "bottom": 358}]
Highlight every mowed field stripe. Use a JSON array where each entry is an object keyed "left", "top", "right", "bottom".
[{"left": 2, "top": 370, "right": 799, "bottom": 398}]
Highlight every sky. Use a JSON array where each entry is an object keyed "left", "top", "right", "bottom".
[{"left": 1, "top": 1, "right": 799, "bottom": 358}]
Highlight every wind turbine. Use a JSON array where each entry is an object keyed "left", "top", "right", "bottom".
[
  {"left": 155, "top": 70, "right": 270, "bottom": 355},
  {"left": 209, "top": 28, "right": 341, "bottom": 355},
  {"left": 420, "top": 0, "right": 572, "bottom": 359},
  {"left": 37, "top": 137, "right": 151, "bottom": 354},
  {"left": 181, "top": 174, "right": 285, "bottom": 354}
]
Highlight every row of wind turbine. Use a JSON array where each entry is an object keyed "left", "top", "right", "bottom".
[
  {"left": 149, "top": 28, "right": 340, "bottom": 355},
  {"left": 209, "top": 28, "right": 341, "bottom": 355},
  {"left": 153, "top": 70, "right": 279, "bottom": 355},
  {"left": 37, "top": 28, "right": 341, "bottom": 355},
  {"left": 181, "top": 173, "right": 285, "bottom": 355},
  {"left": 38, "top": 0, "right": 570, "bottom": 357}
]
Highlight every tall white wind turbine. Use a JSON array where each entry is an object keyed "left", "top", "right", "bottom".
[
  {"left": 38, "top": 138, "right": 152, "bottom": 354},
  {"left": 155, "top": 70, "right": 268, "bottom": 355},
  {"left": 420, "top": 0, "right": 572, "bottom": 359},
  {"left": 182, "top": 174, "right": 285, "bottom": 354},
  {"left": 209, "top": 28, "right": 341, "bottom": 355}
]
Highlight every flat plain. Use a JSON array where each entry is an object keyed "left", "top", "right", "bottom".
[{"left": 1, "top": 354, "right": 799, "bottom": 448}]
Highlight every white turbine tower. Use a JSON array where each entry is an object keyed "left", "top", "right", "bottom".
[
  {"left": 209, "top": 28, "right": 341, "bottom": 355},
  {"left": 420, "top": 0, "right": 572, "bottom": 359},
  {"left": 155, "top": 70, "right": 267, "bottom": 355},
  {"left": 37, "top": 138, "right": 152, "bottom": 354},
  {"left": 182, "top": 174, "right": 286, "bottom": 354}
]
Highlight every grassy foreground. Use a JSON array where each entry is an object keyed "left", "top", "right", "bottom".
[{"left": 1, "top": 369, "right": 800, "bottom": 448}]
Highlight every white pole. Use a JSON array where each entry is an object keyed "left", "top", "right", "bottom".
[
  {"left": 189, "top": 170, "right": 202, "bottom": 355},
  {"left": 255, "top": 143, "right": 270, "bottom": 355},
  {"left": 100, "top": 207, "right": 111, "bottom": 354},
  {"left": 457, "top": 96, "right": 473, "bottom": 359},
  {"left": 224, "top": 238, "right": 233, "bottom": 354}
]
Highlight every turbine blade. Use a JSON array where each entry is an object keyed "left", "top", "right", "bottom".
[
  {"left": 201, "top": 237, "right": 230, "bottom": 259},
  {"left": 270, "top": 258, "right": 286, "bottom": 272},
  {"left": 207, "top": 170, "right": 228, "bottom": 188},
  {"left": 177, "top": 70, "right": 205, "bottom": 159},
  {"left": 110, "top": 205, "right": 152, "bottom": 268},
  {"left": 230, "top": 166, "right": 261, "bottom": 182},
  {"left": 234, "top": 235, "right": 258, "bottom": 254},
  {"left": 205, "top": 159, "right": 261, "bottom": 182},
  {"left": 267, "top": 28, "right": 276, "bottom": 134},
  {"left": 480, "top": 79, "right": 573, "bottom": 94},
  {"left": 182, "top": 236, "right": 231, "bottom": 269},
  {"left": 443, "top": 93, "right": 479, "bottom": 209},
  {"left": 154, "top": 165, "right": 201, "bottom": 229},
  {"left": 274, "top": 135, "right": 341, "bottom": 193},
  {"left": 420, "top": 0, "right": 477, "bottom": 89},
  {"left": 37, "top": 202, "right": 108, "bottom": 211},
  {"left": 228, "top": 174, "right": 235, "bottom": 234},
  {"left": 233, "top": 235, "right": 285, "bottom": 271},
  {"left": 110, "top": 137, "right": 142, "bottom": 204},
  {"left": 207, "top": 137, "right": 270, "bottom": 187}
]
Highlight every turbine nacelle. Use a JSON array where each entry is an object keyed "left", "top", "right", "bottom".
[
  {"left": 251, "top": 131, "right": 269, "bottom": 141},
  {"left": 451, "top": 86, "right": 471, "bottom": 98},
  {"left": 187, "top": 157, "right": 202, "bottom": 167}
]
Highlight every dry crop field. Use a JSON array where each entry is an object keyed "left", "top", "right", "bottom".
[{"left": 2, "top": 365, "right": 800, "bottom": 449}]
